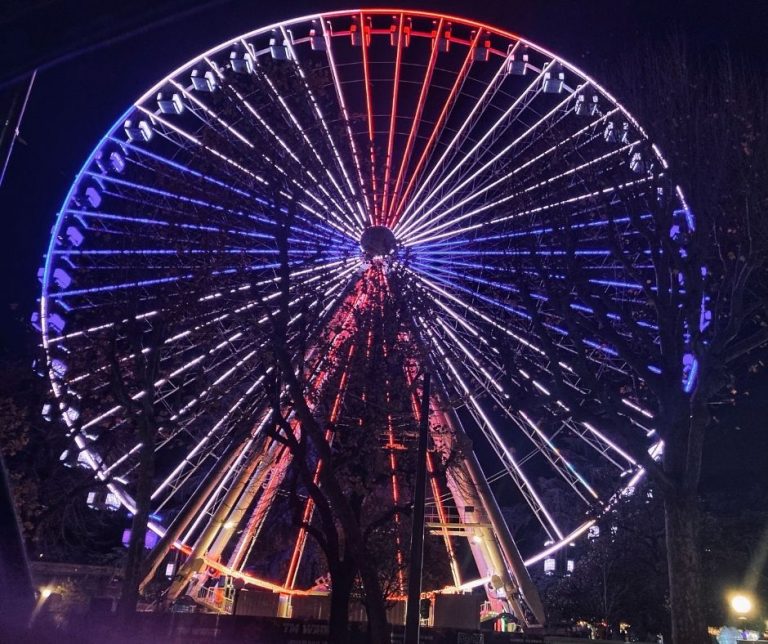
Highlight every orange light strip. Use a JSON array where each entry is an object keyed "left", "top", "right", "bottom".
[
  {"left": 284, "top": 276, "right": 368, "bottom": 589},
  {"left": 379, "top": 273, "right": 406, "bottom": 591},
  {"left": 390, "top": 27, "right": 481, "bottom": 227},
  {"left": 284, "top": 345, "right": 355, "bottom": 589},
  {"left": 384, "top": 18, "right": 443, "bottom": 228},
  {"left": 359, "top": 11, "right": 380, "bottom": 224},
  {"left": 380, "top": 13, "right": 405, "bottom": 218},
  {"left": 404, "top": 361, "right": 462, "bottom": 587},
  {"left": 321, "top": 9, "right": 522, "bottom": 45}
]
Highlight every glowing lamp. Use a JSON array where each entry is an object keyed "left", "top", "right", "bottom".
[{"left": 730, "top": 593, "right": 753, "bottom": 615}]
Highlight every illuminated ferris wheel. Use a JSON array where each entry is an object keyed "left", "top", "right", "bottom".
[{"left": 37, "top": 8, "right": 676, "bottom": 625}]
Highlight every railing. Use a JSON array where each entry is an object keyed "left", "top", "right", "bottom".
[{"left": 196, "top": 583, "right": 235, "bottom": 614}]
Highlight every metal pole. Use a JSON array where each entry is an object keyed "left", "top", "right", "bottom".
[
  {"left": 405, "top": 372, "right": 430, "bottom": 643},
  {"left": 0, "top": 70, "right": 36, "bottom": 190}
]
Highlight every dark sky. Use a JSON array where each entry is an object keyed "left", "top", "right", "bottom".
[{"left": 1, "top": 0, "right": 767, "bottom": 354}]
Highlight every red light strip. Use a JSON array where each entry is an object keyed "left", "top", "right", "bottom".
[
  {"left": 359, "top": 11, "right": 380, "bottom": 224},
  {"left": 320, "top": 9, "right": 522, "bottom": 44},
  {"left": 284, "top": 344, "right": 355, "bottom": 590},
  {"left": 384, "top": 18, "right": 443, "bottom": 228},
  {"left": 284, "top": 275, "right": 369, "bottom": 589},
  {"left": 380, "top": 13, "right": 405, "bottom": 218},
  {"left": 404, "top": 361, "right": 462, "bottom": 587},
  {"left": 378, "top": 269, "right": 406, "bottom": 592},
  {"left": 390, "top": 27, "right": 481, "bottom": 226}
]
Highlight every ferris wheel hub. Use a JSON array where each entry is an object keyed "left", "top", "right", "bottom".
[{"left": 359, "top": 225, "right": 397, "bottom": 257}]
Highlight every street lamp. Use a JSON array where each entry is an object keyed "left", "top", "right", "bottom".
[
  {"left": 28, "top": 587, "right": 53, "bottom": 627},
  {"left": 730, "top": 594, "right": 753, "bottom": 616}
]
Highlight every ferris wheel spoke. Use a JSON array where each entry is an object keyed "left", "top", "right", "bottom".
[
  {"left": 394, "top": 41, "right": 518, "bottom": 229},
  {"left": 410, "top": 104, "right": 622, "bottom": 223},
  {"left": 320, "top": 17, "right": 372, "bottom": 223},
  {"left": 411, "top": 263, "right": 551, "bottom": 345},
  {"left": 57, "top": 257, "right": 356, "bottom": 349},
  {"left": 167, "top": 78, "right": 255, "bottom": 150},
  {"left": 135, "top": 103, "right": 360, "bottom": 240},
  {"left": 398, "top": 83, "right": 587, "bottom": 242},
  {"left": 279, "top": 27, "right": 365, "bottom": 230},
  {"left": 400, "top": 132, "right": 637, "bottom": 245},
  {"left": 564, "top": 419, "right": 638, "bottom": 471},
  {"left": 411, "top": 264, "right": 637, "bottom": 386},
  {"left": 388, "top": 27, "right": 482, "bottom": 227},
  {"left": 152, "top": 386, "right": 273, "bottom": 508},
  {"left": 395, "top": 59, "right": 556, "bottom": 235},
  {"left": 75, "top": 262, "right": 357, "bottom": 439},
  {"left": 405, "top": 267, "right": 548, "bottom": 364},
  {"left": 420, "top": 327, "right": 563, "bottom": 541},
  {"left": 358, "top": 12, "right": 380, "bottom": 224},
  {"left": 424, "top": 317, "right": 600, "bottom": 506},
  {"left": 135, "top": 105, "right": 264, "bottom": 187},
  {"left": 411, "top": 252, "right": 659, "bottom": 343},
  {"left": 402, "top": 175, "right": 655, "bottom": 247},
  {"left": 427, "top": 333, "right": 603, "bottom": 487},
  {"left": 171, "top": 270, "right": 351, "bottom": 448},
  {"left": 115, "top": 136, "right": 263, "bottom": 207},
  {"left": 379, "top": 12, "right": 406, "bottom": 222},
  {"left": 237, "top": 47, "right": 362, "bottom": 233},
  {"left": 381, "top": 16, "right": 444, "bottom": 228},
  {"left": 45, "top": 254, "right": 348, "bottom": 313}
]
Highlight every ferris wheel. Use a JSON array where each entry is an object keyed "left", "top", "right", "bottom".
[{"left": 37, "top": 8, "right": 678, "bottom": 625}]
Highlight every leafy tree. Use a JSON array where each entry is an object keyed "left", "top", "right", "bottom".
[{"left": 542, "top": 490, "right": 669, "bottom": 640}]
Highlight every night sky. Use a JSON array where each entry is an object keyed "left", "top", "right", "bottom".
[{"left": 0, "top": 0, "right": 767, "bottom": 580}]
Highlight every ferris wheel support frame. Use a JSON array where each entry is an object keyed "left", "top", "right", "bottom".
[
  {"left": 35, "top": 6, "right": 691, "bottom": 624},
  {"left": 432, "top": 392, "right": 546, "bottom": 628},
  {"left": 165, "top": 439, "right": 265, "bottom": 601},
  {"left": 137, "top": 429, "right": 255, "bottom": 593}
]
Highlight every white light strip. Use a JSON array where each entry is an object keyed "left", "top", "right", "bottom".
[
  {"left": 394, "top": 45, "right": 523, "bottom": 230},
  {"left": 400, "top": 77, "right": 582, "bottom": 241}
]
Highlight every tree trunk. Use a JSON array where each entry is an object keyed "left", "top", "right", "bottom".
[
  {"left": 357, "top": 560, "right": 389, "bottom": 644},
  {"left": 118, "top": 441, "right": 154, "bottom": 622},
  {"left": 328, "top": 561, "right": 355, "bottom": 644},
  {"left": 276, "top": 353, "right": 391, "bottom": 643},
  {"left": 664, "top": 490, "right": 708, "bottom": 644}
]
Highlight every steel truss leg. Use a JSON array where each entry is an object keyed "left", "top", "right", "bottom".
[
  {"left": 164, "top": 439, "right": 271, "bottom": 601},
  {"left": 185, "top": 440, "right": 283, "bottom": 599},
  {"left": 138, "top": 433, "right": 255, "bottom": 593},
  {"left": 438, "top": 405, "right": 546, "bottom": 628}
]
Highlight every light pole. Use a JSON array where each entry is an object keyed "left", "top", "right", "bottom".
[{"left": 404, "top": 372, "right": 430, "bottom": 644}]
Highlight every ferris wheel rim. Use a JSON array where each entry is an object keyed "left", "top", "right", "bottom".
[{"left": 37, "top": 7, "right": 679, "bottom": 580}]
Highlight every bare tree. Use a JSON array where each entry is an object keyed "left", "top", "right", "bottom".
[
  {"left": 606, "top": 39, "right": 768, "bottom": 644},
  {"left": 500, "top": 39, "right": 768, "bottom": 643},
  {"left": 251, "top": 218, "right": 424, "bottom": 643}
]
